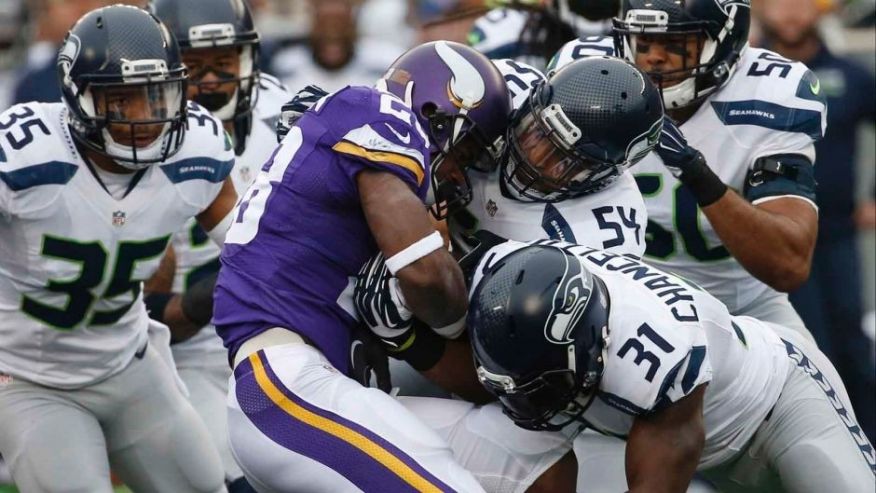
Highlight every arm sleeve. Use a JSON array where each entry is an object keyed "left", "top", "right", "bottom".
[{"left": 161, "top": 125, "right": 236, "bottom": 213}]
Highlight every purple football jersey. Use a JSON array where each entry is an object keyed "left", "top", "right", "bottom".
[{"left": 214, "top": 86, "right": 431, "bottom": 373}]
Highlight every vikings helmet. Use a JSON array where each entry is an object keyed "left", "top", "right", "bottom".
[{"left": 378, "top": 41, "right": 512, "bottom": 219}]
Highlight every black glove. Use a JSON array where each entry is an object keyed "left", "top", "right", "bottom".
[
  {"left": 350, "top": 324, "right": 392, "bottom": 392},
  {"left": 655, "top": 118, "right": 705, "bottom": 179},
  {"left": 276, "top": 84, "right": 329, "bottom": 143},
  {"left": 656, "top": 119, "right": 727, "bottom": 207},
  {"left": 353, "top": 253, "right": 414, "bottom": 352}
]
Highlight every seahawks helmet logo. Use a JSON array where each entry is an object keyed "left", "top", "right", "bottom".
[
  {"left": 715, "top": 0, "right": 751, "bottom": 14},
  {"left": 543, "top": 251, "right": 594, "bottom": 345},
  {"left": 58, "top": 34, "right": 81, "bottom": 95}
]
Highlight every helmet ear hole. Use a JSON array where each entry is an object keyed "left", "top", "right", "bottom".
[{"left": 421, "top": 102, "right": 438, "bottom": 117}]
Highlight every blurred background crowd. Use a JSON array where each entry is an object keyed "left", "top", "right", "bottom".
[{"left": 0, "top": 0, "right": 872, "bottom": 486}]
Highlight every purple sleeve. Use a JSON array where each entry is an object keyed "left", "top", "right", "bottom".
[{"left": 322, "top": 87, "right": 431, "bottom": 200}]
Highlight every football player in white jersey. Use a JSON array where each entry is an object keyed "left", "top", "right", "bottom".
[
  {"left": 352, "top": 55, "right": 666, "bottom": 492},
  {"left": 0, "top": 6, "right": 238, "bottom": 493},
  {"left": 467, "top": 0, "right": 618, "bottom": 70},
  {"left": 145, "top": 1, "right": 293, "bottom": 490},
  {"left": 549, "top": 0, "right": 825, "bottom": 336},
  {"left": 469, "top": 239, "right": 875, "bottom": 492},
  {"left": 453, "top": 55, "right": 662, "bottom": 260}
]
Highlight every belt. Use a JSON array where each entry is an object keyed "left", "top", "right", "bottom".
[{"left": 232, "top": 327, "right": 306, "bottom": 369}]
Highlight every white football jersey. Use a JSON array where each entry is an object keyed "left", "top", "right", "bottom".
[
  {"left": 551, "top": 39, "right": 827, "bottom": 314},
  {"left": 458, "top": 170, "right": 647, "bottom": 258},
  {"left": 0, "top": 101, "right": 233, "bottom": 388},
  {"left": 474, "top": 240, "right": 791, "bottom": 468},
  {"left": 453, "top": 58, "right": 647, "bottom": 258},
  {"left": 469, "top": 8, "right": 610, "bottom": 70},
  {"left": 171, "top": 73, "right": 292, "bottom": 365}
]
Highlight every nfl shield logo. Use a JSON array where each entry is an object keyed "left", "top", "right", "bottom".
[
  {"left": 486, "top": 199, "right": 498, "bottom": 217},
  {"left": 112, "top": 211, "right": 126, "bottom": 227},
  {"left": 239, "top": 166, "right": 252, "bottom": 185}
]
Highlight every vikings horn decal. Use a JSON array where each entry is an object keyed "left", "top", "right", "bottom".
[
  {"left": 543, "top": 252, "right": 594, "bottom": 345},
  {"left": 435, "top": 41, "right": 486, "bottom": 110}
]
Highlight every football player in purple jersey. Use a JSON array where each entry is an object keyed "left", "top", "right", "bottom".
[{"left": 214, "top": 41, "right": 511, "bottom": 492}]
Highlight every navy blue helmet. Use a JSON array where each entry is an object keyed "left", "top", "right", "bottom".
[
  {"left": 468, "top": 242, "right": 610, "bottom": 431},
  {"left": 58, "top": 5, "right": 187, "bottom": 169},
  {"left": 504, "top": 56, "right": 663, "bottom": 202},
  {"left": 612, "top": 0, "right": 751, "bottom": 109},
  {"left": 149, "top": 0, "right": 260, "bottom": 155}
]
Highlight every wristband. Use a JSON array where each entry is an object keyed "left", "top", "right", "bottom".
[
  {"left": 385, "top": 231, "right": 444, "bottom": 275},
  {"left": 394, "top": 319, "right": 447, "bottom": 371},
  {"left": 432, "top": 313, "right": 467, "bottom": 339},
  {"left": 679, "top": 152, "right": 728, "bottom": 207}
]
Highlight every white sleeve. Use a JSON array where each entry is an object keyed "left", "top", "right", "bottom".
[
  {"left": 600, "top": 310, "right": 712, "bottom": 415},
  {"left": 0, "top": 181, "right": 11, "bottom": 219},
  {"left": 492, "top": 58, "right": 546, "bottom": 110}
]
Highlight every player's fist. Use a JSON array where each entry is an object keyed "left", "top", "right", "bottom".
[
  {"left": 656, "top": 119, "right": 707, "bottom": 179},
  {"left": 354, "top": 253, "right": 415, "bottom": 351},
  {"left": 276, "top": 84, "right": 329, "bottom": 143}
]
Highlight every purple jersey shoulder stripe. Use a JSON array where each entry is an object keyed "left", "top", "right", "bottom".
[
  {"left": 235, "top": 352, "right": 458, "bottom": 492},
  {"left": 332, "top": 141, "right": 425, "bottom": 186}
]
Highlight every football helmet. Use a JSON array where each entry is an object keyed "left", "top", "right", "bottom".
[
  {"left": 612, "top": 0, "right": 751, "bottom": 109},
  {"left": 378, "top": 41, "right": 511, "bottom": 219},
  {"left": 468, "top": 242, "right": 610, "bottom": 431},
  {"left": 504, "top": 56, "right": 663, "bottom": 202},
  {"left": 149, "top": 0, "right": 259, "bottom": 154},
  {"left": 58, "top": 5, "right": 187, "bottom": 170}
]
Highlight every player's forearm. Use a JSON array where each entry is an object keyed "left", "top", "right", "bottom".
[
  {"left": 626, "top": 417, "right": 703, "bottom": 493},
  {"left": 701, "top": 191, "right": 816, "bottom": 292},
  {"left": 161, "top": 295, "right": 204, "bottom": 343},
  {"left": 420, "top": 337, "right": 494, "bottom": 404},
  {"left": 398, "top": 257, "right": 468, "bottom": 328},
  {"left": 626, "top": 437, "right": 701, "bottom": 493}
]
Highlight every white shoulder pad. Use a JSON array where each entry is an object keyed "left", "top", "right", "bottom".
[
  {"left": 468, "top": 8, "right": 528, "bottom": 59},
  {"left": 492, "top": 58, "right": 546, "bottom": 110},
  {"left": 710, "top": 48, "right": 827, "bottom": 163},
  {"left": 599, "top": 302, "right": 712, "bottom": 415},
  {"left": 255, "top": 73, "right": 293, "bottom": 120},
  {"left": 0, "top": 102, "right": 79, "bottom": 217},
  {"left": 547, "top": 36, "right": 616, "bottom": 76},
  {"left": 158, "top": 102, "right": 235, "bottom": 213}
]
